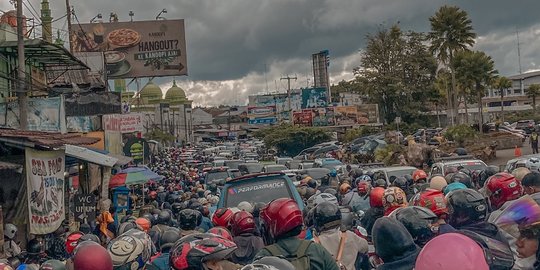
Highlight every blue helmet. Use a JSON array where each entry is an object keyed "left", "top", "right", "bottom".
[
  {"left": 329, "top": 169, "right": 337, "bottom": 177},
  {"left": 443, "top": 182, "right": 467, "bottom": 195}
]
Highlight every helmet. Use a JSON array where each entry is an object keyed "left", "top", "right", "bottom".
[
  {"left": 141, "top": 213, "right": 156, "bottom": 226},
  {"left": 189, "top": 202, "right": 205, "bottom": 214},
  {"left": 392, "top": 176, "right": 408, "bottom": 190},
  {"left": 171, "top": 203, "right": 184, "bottom": 216},
  {"left": 27, "top": 239, "right": 43, "bottom": 255},
  {"left": 117, "top": 221, "right": 139, "bottom": 236},
  {"left": 373, "top": 178, "right": 387, "bottom": 188},
  {"left": 65, "top": 231, "right": 84, "bottom": 254},
  {"left": 323, "top": 188, "right": 338, "bottom": 198},
  {"left": 108, "top": 230, "right": 153, "bottom": 269},
  {"left": 429, "top": 176, "right": 447, "bottom": 191},
  {"left": 357, "top": 181, "right": 371, "bottom": 194},
  {"left": 306, "top": 193, "right": 338, "bottom": 210},
  {"left": 312, "top": 201, "right": 341, "bottom": 232},
  {"left": 356, "top": 174, "right": 371, "bottom": 182},
  {"left": 212, "top": 208, "right": 234, "bottom": 227},
  {"left": 485, "top": 172, "right": 522, "bottom": 209},
  {"left": 412, "top": 169, "right": 428, "bottom": 182},
  {"left": 229, "top": 211, "right": 256, "bottom": 236},
  {"left": 443, "top": 182, "right": 467, "bottom": 195},
  {"left": 478, "top": 165, "right": 499, "bottom": 187},
  {"left": 512, "top": 167, "right": 531, "bottom": 182},
  {"left": 135, "top": 217, "right": 151, "bottom": 232},
  {"left": 4, "top": 224, "right": 17, "bottom": 239},
  {"left": 159, "top": 229, "right": 181, "bottom": 251},
  {"left": 339, "top": 183, "right": 351, "bottom": 195},
  {"left": 389, "top": 206, "right": 437, "bottom": 247},
  {"left": 237, "top": 201, "right": 254, "bottom": 213},
  {"left": 306, "top": 178, "right": 317, "bottom": 189},
  {"left": 450, "top": 172, "right": 473, "bottom": 188},
  {"left": 382, "top": 187, "right": 408, "bottom": 215},
  {"left": 412, "top": 189, "right": 448, "bottom": 218},
  {"left": 0, "top": 263, "right": 12, "bottom": 270},
  {"left": 79, "top": 234, "right": 100, "bottom": 244},
  {"left": 446, "top": 189, "right": 488, "bottom": 227},
  {"left": 329, "top": 169, "right": 337, "bottom": 177},
  {"left": 157, "top": 210, "right": 172, "bottom": 225},
  {"left": 415, "top": 233, "right": 489, "bottom": 270},
  {"left": 170, "top": 235, "right": 237, "bottom": 270},
  {"left": 73, "top": 242, "right": 113, "bottom": 270},
  {"left": 40, "top": 260, "right": 65, "bottom": 270},
  {"left": 178, "top": 209, "right": 202, "bottom": 230},
  {"left": 339, "top": 206, "right": 354, "bottom": 231},
  {"left": 370, "top": 187, "right": 386, "bottom": 208},
  {"left": 260, "top": 198, "right": 303, "bottom": 240},
  {"left": 242, "top": 256, "right": 295, "bottom": 270},
  {"left": 149, "top": 191, "right": 158, "bottom": 199},
  {"left": 208, "top": 227, "right": 233, "bottom": 241}
]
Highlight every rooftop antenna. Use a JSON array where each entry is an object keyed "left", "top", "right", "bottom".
[
  {"left": 264, "top": 63, "right": 269, "bottom": 94},
  {"left": 156, "top": 8, "right": 167, "bottom": 20}
]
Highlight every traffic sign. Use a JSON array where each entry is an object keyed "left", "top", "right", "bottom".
[{"left": 74, "top": 194, "right": 96, "bottom": 223}]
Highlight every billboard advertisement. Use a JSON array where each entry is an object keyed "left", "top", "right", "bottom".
[
  {"left": 312, "top": 107, "right": 335, "bottom": 127},
  {"left": 335, "top": 106, "right": 360, "bottom": 125},
  {"left": 71, "top": 20, "right": 187, "bottom": 78},
  {"left": 247, "top": 106, "right": 277, "bottom": 125},
  {"left": 0, "top": 97, "right": 66, "bottom": 132},
  {"left": 312, "top": 50, "right": 329, "bottom": 89},
  {"left": 73, "top": 52, "right": 106, "bottom": 86},
  {"left": 357, "top": 104, "right": 380, "bottom": 124},
  {"left": 293, "top": 110, "right": 313, "bottom": 127},
  {"left": 302, "top": 87, "right": 328, "bottom": 108},
  {"left": 248, "top": 91, "right": 301, "bottom": 121}
]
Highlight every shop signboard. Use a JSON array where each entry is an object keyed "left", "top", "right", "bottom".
[
  {"left": 72, "top": 20, "right": 187, "bottom": 78},
  {"left": 103, "top": 113, "right": 144, "bottom": 133},
  {"left": 123, "top": 137, "right": 150, "bottom": 164}
]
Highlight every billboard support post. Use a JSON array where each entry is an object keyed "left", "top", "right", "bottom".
[{"left": 281, "top": 75, "right": 297, "bottom": 122}]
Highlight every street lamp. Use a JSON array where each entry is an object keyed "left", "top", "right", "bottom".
[
  {"left": 90, "top": 13, "right": 102, "bottom": 23},
  {"left": 128, "top": 11, "right": 134, "bottom": 22},
  {"left": 156, "top": 9, "right": 167, "bottom": 20}
]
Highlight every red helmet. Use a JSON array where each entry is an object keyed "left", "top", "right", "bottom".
[
  {"left": 73, "top": 242, "right": 113, "bottom": 270},
  {"left": 229, "top": 211, "right": 256, "bottom": 236},
  {"left": 135, "top": 217, "right": 151, "bottom": 232},
  {"left": 65, "top": 231, "right": 84, "bottom": 254},
  {"left": 382, "top": 187, "right": 408, "bottom": 216},
  {"left": 413, "top": 170, "right": 428, "bottom": 182},
  {"left": 357, "top": 181, "right": 371, "bottom": 194},
  {"left": 412, "top": 189, "right": 448, "bottom": 219},
  {"left": 149, "top": 191, "right": 158, "bottom": 199},
  {"left": 212, "top": 208, "right": 234, "bottom": 228},
  {"left": 170, "top": 235, "right": 237, "bottom": 270},
  {"left": 260, "top": 198, "right": 303, "bottom": 239},
  {"left": 208, "top": 227, "right": 233, "bottom": 241},
  {"left": 485, "top": 172, "right": 522, "bottom": 210},
  {"left": 370, "top": 187, "right": 386, "bottom": 208}
]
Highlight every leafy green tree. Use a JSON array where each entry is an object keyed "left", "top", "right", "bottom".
[
  {"left": 493, "top": 76, "right": 513, "bottom": 121},
  {"left": 354, "top": 25, "right": 437, "bottom": 124},
  {"left": 428, "top": 5, "right": 477, "bottom": 126},
  {"left": 452, "top": 50, "right": 498, "bottom": 133},
  {"left": 527, "top": 84, "right": 540, "bottom": 114},
  {"left": 254, "top": 124, "right": 331, "bottom": 156}
]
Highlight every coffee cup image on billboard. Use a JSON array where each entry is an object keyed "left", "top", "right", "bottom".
[{"left": 105, "top": 51, "right": 132, "bottom": 77}]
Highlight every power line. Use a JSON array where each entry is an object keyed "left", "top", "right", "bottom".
[{"left": 21, "top": 0, "right": 41, "bottom": 24}]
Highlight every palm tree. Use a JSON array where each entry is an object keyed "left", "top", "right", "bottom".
[
  {"left": 527, "top": 84, "right": 540, "bottom": 114},
  {"left": 493, "top": 76, "right": 512, "bottom": 121},
  {"left": 453, "top": 50, "right": 498, "bottom": 133},
  {"left": 428, "top": 5, "right": 477, "bottom": 126}
]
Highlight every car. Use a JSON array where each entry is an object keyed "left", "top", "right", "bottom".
[
  {"left": 285, "top": 159, "right": 302, "bottom": 170},
  {"left": 504, "top": 154, "right": 540, "bottom": 172},
  {"left": 372, "top": 166, "right": 417, "bottom": 185},
  {"left": 515, "top": 120, "right": 536, "bottom": 134},
  {"left": 238, "top": 163, "right": 264, "bottom": 175},
  {"left": 430, "top": 156, "right": 487, "bottom": 176},
  {"left": 223, "top": 160, "right": 244, "bottom": 170},
  {"left": 276, "top": 157, "right": 293, "bottom": 165},
  {"left": 204, "top": 167, "right": 233, "bottom": 184},
  {"left": 228, "top": 169, "right": 242, "bottom": 178},
  {"left": 313, "top": 158, "right": 344, "bottom": 170},
  {"left": 294, "top": 146, "right": 320, "bottom": 160},
  {"left": 217, "top": 173, "right": 304, "bottom": 210},
  {"left": 298, "top": 168, "right": 331, "bottom": 181},
  {"left": 262, "top": 164, "right": 289, "bottom": 173},
  {"left": 297, "top": 162, "right": 314, "bottom": 170}
]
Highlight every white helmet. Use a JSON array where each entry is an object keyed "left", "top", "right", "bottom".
[
  {"left": 4, "top": 224, "right": 17, "bottom": 239},
  {"left": 237, "top": 201, "right": 254, "bottom": 213}
]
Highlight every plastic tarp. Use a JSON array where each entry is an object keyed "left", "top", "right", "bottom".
[{"left": 65, "top": 144, "right": 118, "bottom": 167}]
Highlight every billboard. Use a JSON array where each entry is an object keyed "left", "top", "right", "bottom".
[
  {"left": 0, "top": 97, "right": 66, "bottom": 132},
  {"left": 73, "top": 52, "right": 106, "bottom": 86},
  {"left": 312, "top": 50, "right": 329, "bottom": 89},
  {"left": 312, "top": 107, "right": 335, "bottom": 126},
  {"left": 248, "top": 91, "right": 301, "bottom": 121},
  {"left": 302, "top": 88, "right": 328, "bottom": 108},
  {"left": 335, "top": 106, "right": 360, "bottom": 125},
  {"left": 247, "top": 106, "right": 277, "bottom": 125},
  {"left": 71, "top": 20, "right": 187, "bottom": 78},
  {"left": 103, "top": 113, "right": 144, "bottom": 133},
  {"left": 357, "top": 104, "right": 380, "bottom": 124},
  {"left": 293, "top": 110, "right": 313, "bottom": 127}
]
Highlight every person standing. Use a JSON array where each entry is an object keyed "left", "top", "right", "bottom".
[{"left": 531, "top": 130, "right": 539, "bottom": 154}]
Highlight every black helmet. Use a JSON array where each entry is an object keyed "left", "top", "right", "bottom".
[
  {"left": 392, "top": 176, "right": 408, "bottom": 190},
  {"left": 189, "top": 202, "right": 204, "bottom": 214},
  {"left": 171, "top": 203, "right": 184, "bottom": 216},
  {"left": 167, "top": 194, "right": 179, "bottom": 205},
  {"left": 27, "top": 239, "right": 43, "bottom": 255},
  {"left": 321, "top": 175, "right": 330, "bottom": 185},
  {"left": 313, "top": 201, "right": 342, "bottom": 233},
  {"left": 208, "top": 183, "right": 218, "bottom": 193},
  {"left": 117, "top": 221, "right": 139, "bottom": 236},
  {"left": 252, "top": 202, "right": 266, "bottom": 218},
  {"left": 160, "top": 229, "right": 181, "bottom": 252},
  {"left": 450, "top": 172, "right": 472, "bottom": 188},
  {"left": 306, "top": 178, "right": 317, "bottom": 189},
  {"left": 142, "top": 213, "right": 157, "bottom": 226},
  {"left": 178, "top": 209, "right": 202, "bottom": 230},
  {"left": 479, "top": 165, "right": 499, "bottom": 187},
  {"left": 323, "top": 188, "right": 338, "bottom": 197},
  {"left": 157, "top": 210, "right": 172, "bottom": 225},
  {"left": 79, "top": 233, "right": 101, "bottom": 244},
  {"left": 339, "top": 206, "right": 354, "bottom": 231},
  {"left": 374, "top": 178, "right": 387, "bottom": 188},
  {"left": 151, "top": 208, "right": 161, "bottom": 215},
  {"left": 388, "top": 206, "right": 437, "bottom": 247},
  {"left": 447, "top": 189, "right": 488, "bottom": 228},
  {"left": 403, "top": 174, "right": 413, "bottom": 186}
]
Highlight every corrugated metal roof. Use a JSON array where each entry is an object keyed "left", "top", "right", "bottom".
[
  {"left": 0, "top": 129, "right": 100, "bottom": 148},
  {"left": 0, "top": 161, "right": 22, "bottom": 170}
]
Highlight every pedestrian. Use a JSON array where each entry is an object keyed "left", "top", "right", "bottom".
[{"left": 532, "top": 130, "right": 539, "bottom": 154}]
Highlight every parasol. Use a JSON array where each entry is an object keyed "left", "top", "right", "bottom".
[{"left": 109, "top": 166, "right": 164, "bottom": 188}]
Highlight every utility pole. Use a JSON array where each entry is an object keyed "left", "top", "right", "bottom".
[
  {"left": 16, "top": 0, "right": 28, "bottom": 130},
  {"left": 65, "top": 0, "right": 73, "bottom": 52},
  {"left": 281, "top": 75, "right": 297, "bottom": 122},
  {"left": 516, "top": 30, "right": 524, "bottom": 94}
]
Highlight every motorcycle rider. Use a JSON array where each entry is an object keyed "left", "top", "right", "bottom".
[
  {"left": 411, "top": 169, "right": 429, "bottom": 194},
  {"left": 3, "top": 224, "right": 21, "bottom": 258},
  {"left": 145, "top": 229, "right": 181, "bottom": 270},
  {"left": 382, "top": 187, "right": 408, "bottom": 216},
  {"left": 72, "top": 242, "right": 113, "bottom": 270},
  {"left": 255, "top": 198, "right": 339, "bottom": 270},
  {"left": 229, "top": 211, "right": 265, "bottom": 265},
  {"left": 372, "top": 217, "right": 420, "bottom": 270},
  {"left": 178, "top": 209, "right": 203, "bottom": 236},
  {"left": 360, "top": 187, "right": 385, "bottom": 236}
]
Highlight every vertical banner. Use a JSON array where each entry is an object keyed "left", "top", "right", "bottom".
[{"left": 25, "top": 148, "right": 65, "bottom": 235}]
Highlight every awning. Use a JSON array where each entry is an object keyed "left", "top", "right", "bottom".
[
  {"left": 0, "top": 39, "right": 89, "bottom": 70},
  {"left": 65, "top": 144, "right": 117, "bottom": 167},
  {"left": 0, "top": 129, "right": 101, "bottom": 149},
  {"left": 109, "top": 154, "right": 133, "bottom": 166}
]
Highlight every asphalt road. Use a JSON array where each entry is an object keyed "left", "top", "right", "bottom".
[{"left": 489, "top": 144, "right": 534, "bottom": 168}]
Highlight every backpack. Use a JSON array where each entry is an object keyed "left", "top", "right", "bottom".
[{"left": 264, "top": 240, "right": 312, "bottom": 270}]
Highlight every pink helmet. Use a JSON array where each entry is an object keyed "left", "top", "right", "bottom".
[{"left": 415, "top": 233, "right": 489, "bottom": 270}]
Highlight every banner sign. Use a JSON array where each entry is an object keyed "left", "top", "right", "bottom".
[
  {"left": 312, "top": 107, "right": 335, "bottom": 127},
  {"left": 0, "top": 97, "right": 65, "bottom": 132},
  {"left": 248, "top": 117, "right": 277, "bottom": 125},
  {"left": 67, "top": 116, "right": 101, "bottom": 132},
  {"left": 123, "top": 137, "right": 150, "bottom": 164},
  {"left": 72, "top": 20, "right": 187, "bottom": 78},
  {"left": 25, "top": 148, "right": 65, "bottom": 235},
  {"left": 335, "top": 106, "right": 360, "bottom": 125},
  {"left": 103, "top": 113, "right": 144, "bottom": 133},
  {"left": 293, "top": 110, "right": 313, "bottom": 127},
  {"left": 302, "top": 88, "right": 328, "bottom": 109}
]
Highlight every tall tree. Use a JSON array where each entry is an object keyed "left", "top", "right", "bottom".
[
  {"left": 493, "top": 76, "right": 512, "bottom": 121},
  {"left": 428, "top": 5, "right": 477, "bottom": 126},
  {"left": 453, "top": 50, "right": 498, "bottom": 133},
  {"left": 527, "top": 84, "right": 540, "bottom": 114},
  {"left": 354, "top": 25, "right": 437, "bottom": 124}
]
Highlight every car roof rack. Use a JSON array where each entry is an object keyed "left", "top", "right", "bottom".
[
  {"left": 433, "top": 155, "right": 476, "bottom": 162},
  {"left": 226, "top": 172, "right": 285, "bottom": 183}
]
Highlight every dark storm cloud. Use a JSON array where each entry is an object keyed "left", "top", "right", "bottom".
[{"left": 2, "top": 0, "right": 540, "bottom": 105}]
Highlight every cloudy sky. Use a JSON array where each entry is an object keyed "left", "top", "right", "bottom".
[{"left": 2, "top": 0, "right": 540, "bottom": 106}]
